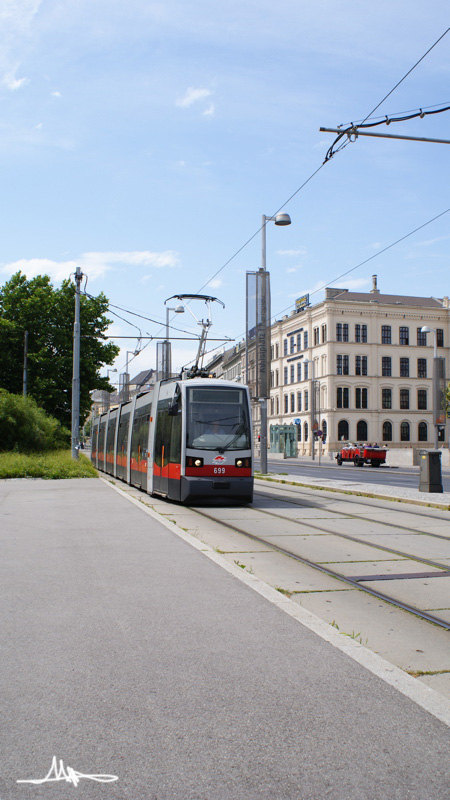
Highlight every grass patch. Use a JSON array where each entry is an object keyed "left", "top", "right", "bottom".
[{"left": 0, "top": 450, "right": 98, "bottom": 480}]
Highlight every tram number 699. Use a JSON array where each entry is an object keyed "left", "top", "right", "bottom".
[{"left": 213, "top": 467, "right": 226, "bottom": 474}]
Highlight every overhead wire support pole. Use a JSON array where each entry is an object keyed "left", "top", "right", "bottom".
[
  {"left": 320, "top": 127, "right": 450, "bottom": 145},
  {"left": 71, "top": 267, "right": 83, "bottom": 460}
]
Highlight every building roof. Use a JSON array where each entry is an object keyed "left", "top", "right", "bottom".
[
  {"left": 325, "top": 288, "right": 445, "bottom": 308},
  {"left": 130, "top": 369, "right": 155, "bottom": 386}
]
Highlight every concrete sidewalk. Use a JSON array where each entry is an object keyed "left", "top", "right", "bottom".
[{"left": 1, "top": 478, "right": 449, "bottom": 800}]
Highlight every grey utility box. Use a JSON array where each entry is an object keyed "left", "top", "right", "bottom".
[{"left": 418, "top": 450, "right": 443, "bottom": 493}]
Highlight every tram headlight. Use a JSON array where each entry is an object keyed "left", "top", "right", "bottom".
[
  {"left": 186, "top": 457, "right": 204, "bottom": 468},
  {"left": 235, "top": 457, "right": 251, "bottom": 468}
]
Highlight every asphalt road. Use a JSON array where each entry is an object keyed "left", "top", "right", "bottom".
[{"left": 255, "top": 458, "right": 450, "bottom": 492}]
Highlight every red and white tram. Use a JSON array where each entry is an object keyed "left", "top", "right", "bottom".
[{"left": 91, "top": 377, "right": 253, "bottom": 503}]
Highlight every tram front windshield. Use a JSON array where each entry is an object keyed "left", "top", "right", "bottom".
[{"left": 186, "top": 386, "right": 251, "bottom": 451}]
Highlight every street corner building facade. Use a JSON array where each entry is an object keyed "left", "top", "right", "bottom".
[{"left": 207, "top": 276, "right": 449, "bottom": 466}]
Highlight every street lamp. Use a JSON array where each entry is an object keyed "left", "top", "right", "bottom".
[
  {"left": 163, "top": 302, "right": 185, "bottom": 380},
  {"left": 421, "top": 326, "right": 441, "bottom": 449},
  {"left": 124, "top": 350, "right": 139, "bottom": 402},
  {"left": 259, "top": 212, "right": 291, "bottom": 475}
]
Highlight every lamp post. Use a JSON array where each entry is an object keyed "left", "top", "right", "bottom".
[
  {"left": 163, "top": 302, "right": 185, "bottom": 380},
  {"left": 124, "top": 350, "right": 138, "bottom": 402},
  {"left": 259, "top": 212, "right": 291, "bottom": 475},
  {"left": 421, "top": 326, "right": 440, "bottom": 449}
]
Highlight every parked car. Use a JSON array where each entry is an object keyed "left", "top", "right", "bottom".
[{"left": 336, "top": 443, "right": 387, "bottom": 467}]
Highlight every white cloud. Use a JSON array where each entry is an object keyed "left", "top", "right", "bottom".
[
  {"left": 207, "top": 278, "right": 223, "bottom": 289},
  {"left": 277, "top": 248, "right": 307, "bottom": 256},
  {"left": 51, "top": 90, "right": 62, "bottom": 98},
  {"left": 3, "top": 69, "right": 28, "bottom": 90},
  {"left": 176, "top": 86, "right": 213, "bottom": 108},
  {"left": 202, "top": 103, "right": 215, "bottom": 117},
  {"left": 286, "top": 267, "right": 299, "bottom": 273},
  {"left": 1, "top": 250, "right": 181, "bottom": 283}
]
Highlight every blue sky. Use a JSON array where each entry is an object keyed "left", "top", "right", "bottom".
[{"left": 1, "top": 0, "right": 449, "bottom": 381}]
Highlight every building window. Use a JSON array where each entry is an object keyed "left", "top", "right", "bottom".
[
  {"left": 337, "top": 387, "right": 349, "bottom": 408},
  {"left": 297, "top": 392, "right": 302, "bottom": 412},
  {"left": 284, "top": 395, "right": 288, "bottom": 413},
  {"left": 304, "top": 331, "right": 308, "bottom": 349},
  {"left": 417, "top": 328, "right": 427, "bottom": 346},
  {"left": 400, "top": 358, "right": 409, "bottom": 377},
  {"left": 321, "top": 324, "right": 327, "bottom": 343},
  {"left": 355, "top": 355, "right": 368, "bottom": 376},
  {"left": 297, "top": 333, "right": 301, "bottom": 350},
  {"left": 417, "top": 358, "right": 427, "bottom": 378},
  {"left": 337, "top": 355, "right": 349, "bottom": 375},
  {"left": 313, "top": 327, "right": 319, "bottom": 345},
  {"left": 381, "top": 325, "right": 391, "bottom": 344},
  {"left": 437, "top": 328, "right": 444, "bottom": 347},
  {"left": 284, "top": 366, "right": 288, "bottom": 384},
  {"left": 400, "top": 421, "right": 410, "bottom": 441},
  {"left": 270, "top": 398, "right": 274, "bottom": 415},
  {"left": 400, "top": 389, "right": 410, "bottom": 409},
  {"left": 418, "top": 421, "right": 428, "bottom": 442},
  {"left": 270, "top": 371, "right": 274, "bottom": 388},
  {"left": 283, "top": 339, "right": 288, "bottom": 356},
  {"left": 336, "top": 322, "right": 349, "bottom": 342},
  {"left": 355, "top": 324, "right": 368, "bottom": 343},
  {"left": 290, "top": 393, "right": 295, "bottom": 412},
  {"left": 355, "top": 388, "right": 368, "bottom": 409},
  {"left": 338, "top": 419, "right": 349, "bottom": 441},
  {"left": 297, "top": 362, "right": 302, "bottom": 382},
  {"left": 275, "top": 343, "right": 279, "bottom": 359},
  {"left": 382, "top": 357, "right": 391, "bottom": 377},
  {"left": 276, "top": 396, "right": 279, "bottom": 414},
  {"left": 270, "top": 345, "right": 274, "bottom": 360},
  {"left": 322, "top": 420, "right": 327, "bottom": 442},
  {"left": 399, "top": 326, "right": 409, "bottom": 345},
  {"left": 382, "top": 421, "right": 392, "bottom": 442},
  {"left": 290, "top": 336, "right": 295, "bottom": 354},
  {"left": 304, "top": 390, "right": 309, "bottom": 411},
  {"left": 417, "top": 389, "right": 427, "bottom": 410},
  {"left": 357, "top": 420, "right": 368, "bottom": 441},
  {"left": 275, "top": 369, "right": 279, "bottom": 386},
  {"left": 290, "top": 364, "right": 295, "bottom": 383},
  {"left": 382, "top": 388, "right": 392, "bottom": 409},
  {"left": 297, "top": 423, "right": 302, "bottom": 441},
  {"left": 304, "top": 421, "right": 309, "bottom": 441}
]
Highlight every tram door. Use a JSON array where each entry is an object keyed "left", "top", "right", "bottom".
[
  {"left": 153, "top": 398, "right": 171, "bottom": 496},
  {"left": 153, "top": 395, "right": 182, "bottom": 499}
]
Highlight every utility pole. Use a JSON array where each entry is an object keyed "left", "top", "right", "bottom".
[
  {"left": 71, "top": 267, "right": 83, "bottom": 460},
  {"left": 23, "top": 331, "right": 28, "bottom": 396}
]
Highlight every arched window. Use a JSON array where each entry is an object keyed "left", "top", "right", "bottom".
[
  {"left": 304, "top": 421, "right": 309, "bottom": 441},
  {"left": 322, "top": 420, "right": 327, "bottom": 443},
  {"left": 338, "top": 419, "right": 349, "bottom": 441},
  {"left": 400, "top": 421, "right": 410, "bottom": 442},
  {"left": 418, "top": 421, "right": 428, "bottom": 442},
  {"left": 297, "top": 423, "right": 302, "bottom": 441},
  {"left": 382, "top": 421, "right": 392, "bottom": 442},
  {"left": 276, "top": 396, "right": 279, "bottom": 415},
  {"left": 357, "top": 420, "right": 368, "bottom": 441}
]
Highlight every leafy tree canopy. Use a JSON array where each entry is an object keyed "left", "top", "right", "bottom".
[{"left": 0, "top": 272, "right": 119, "bottom": 427}]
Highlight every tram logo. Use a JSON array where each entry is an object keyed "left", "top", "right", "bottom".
[{"left": 213, "top": 455, "right": 226, "bottom": 463}]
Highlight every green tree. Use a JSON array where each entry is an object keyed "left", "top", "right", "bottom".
[{"left": 0, "top": 272, "right": 119, "bottom": 427}]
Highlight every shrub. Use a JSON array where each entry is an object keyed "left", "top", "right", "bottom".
[{"left": 0, "top": 390, "right": 70, "bottom": 452}]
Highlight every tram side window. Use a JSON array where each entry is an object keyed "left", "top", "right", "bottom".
[
  {"left": 117, "top": 414, "right": 130, "bottom": 458},
  {"left": 155, "top": 400, "right": 170, "bottom": 467}
]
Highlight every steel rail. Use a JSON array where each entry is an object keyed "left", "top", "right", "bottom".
[{"left": 190, "top": 504, "right": 450, "bottom": 631}]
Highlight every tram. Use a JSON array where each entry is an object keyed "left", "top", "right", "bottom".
[{"left": 91, "top": 377, "right": 253, "bottom": 503}]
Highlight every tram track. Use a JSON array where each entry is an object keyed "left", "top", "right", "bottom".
[{"left": 188, "top": 485, "right": 450, "bottom": 631}]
